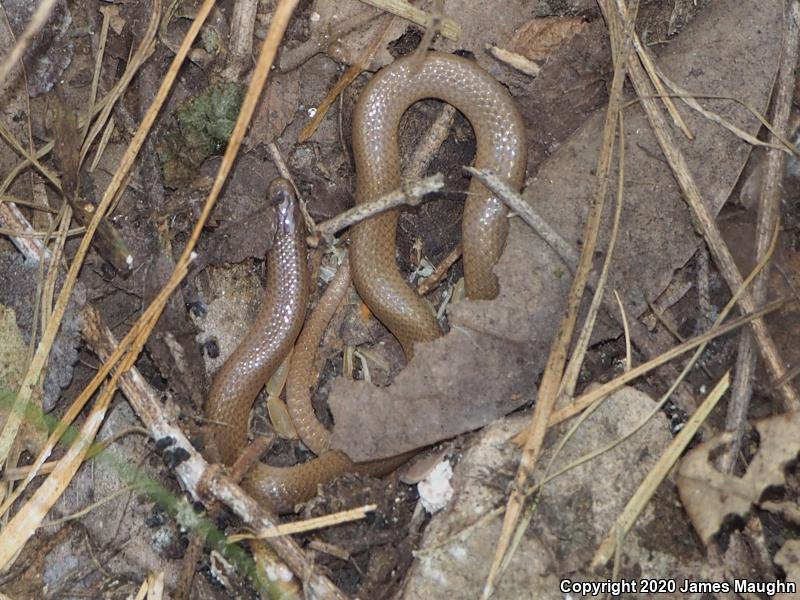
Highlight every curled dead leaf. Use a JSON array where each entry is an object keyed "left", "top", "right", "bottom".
[
  {"left": 510, "top": 17, "right": 588, "bottom": 63},
  {"left": 676, "top": 411, "right": 800, "bottom": 545}
]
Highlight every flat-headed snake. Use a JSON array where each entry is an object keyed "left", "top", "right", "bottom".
[{"left": 205, "top": 52, "right": 526, "bottom": 513}]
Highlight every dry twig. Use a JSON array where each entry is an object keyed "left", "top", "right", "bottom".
[
  {"left": 482, "top": 3, "right": 640, "bottom": 594},
  {"left": 610, "top": 0, "right": 800, "bottom": 410},
  {"left": 0, "top": 0, "right": 58, "bottom": 88},
  {"left": 315, "top": 173, "right": 444, "bottom": 240},
  {"left": 723, "top": 0, "right": 800, "bottom": 470}
]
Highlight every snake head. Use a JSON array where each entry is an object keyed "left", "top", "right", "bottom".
[{"left": 268, "top": 177, "right": 302, "bottom": 237}]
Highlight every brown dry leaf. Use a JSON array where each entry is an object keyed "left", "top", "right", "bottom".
[
  {"left": 510, "top": 17, "right": 588, "bottom": 63},
  {"left": 309, "top": 0, "right": 406, "bottom": 71},
  {"left": 310, "top": 0, "right": 530, "bottom": 78},
  {"left": 248, "top": 70, "right": 300, "bottom": 148},
  {"left": 99, "top": 4, "right": 126, "bottom": 36},
  {"left": 676, "top": 411, "right": 800, "bottom": 546}
]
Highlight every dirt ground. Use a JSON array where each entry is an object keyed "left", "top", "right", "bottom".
[{"left": 1, "top": 0, "right": 800, "bottom": 598}]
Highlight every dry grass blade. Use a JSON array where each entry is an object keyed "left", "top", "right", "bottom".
[
  {"left": 607, "top": 1, "right": 800, "bottom": 411},
  {"left": 79, "top": 2, "right": 159, "bottom": 167},
  {"left": 548, "top": 222, "right": 781, "bottom": 429},
  {"left": 0, "top": 0, "right": 57, "bottom": 88},
  {"left": 0, "top": 0, "right": 213, "bottom": 510},
  {"left": 612, "top": 0, "right": 692, "bottom": 139},
  {"left": 592, "top": 372, "right": 730, "bottom": 568},
  {"left": 133, "top": 571, "right": 164, "bottom": 600},
  {"left": 559, "top": 110, "right": 627, "bottom": 399},
  {"left": 547, "top": 301, "right": 780, "bottom": 427},
  {"left": 2, "top": 427, "right": 148, "bottom": 481},
  {"left": 40, "top": 484, "right": 142, "bottom": 528},
  {"left": 0, "top": 247, "right": 189, "bottom": 568},
  {"left": 357, "top": 0, "right": 460, "bottom": 40},
  {"left": 0, "top": 259, "right": 190, "bottom": 520},
  {"left": 482, "top": 2, "right": 639, "bottom": 595},
  {"left": 0, "top": 380, "right": 119, "bottom": 567},
  {"left": 722, "top": 0, "right": 800, "bottom": 472},
  {"left": 228, "top": 504, "right": 377, "bottom": 542},
  {"left": 641, "top": 89, "right": 793, "bottom": 152},
  {"left": 299, "top": 13, "right": 394, "bottom": 142},
  {"left": 614, "top": 290, "right": 632, "bottom": 372}
]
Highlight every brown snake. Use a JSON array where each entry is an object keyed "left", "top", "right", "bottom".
[{"left": 206, "top": 52, "right": 527, "bottom": 513}]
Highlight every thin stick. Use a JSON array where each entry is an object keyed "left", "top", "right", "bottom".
[
  {"left": 298, "top": 13, "right": 394, "bottom": 142},
  {"left": 0, "top": 201, "right": 50, "bottom": 259},
  {"left": 482, "top": 2, "right": 639, "bottom": 595},
  {"left": 0, "top": 0, "right": 58, "bottom": 88},
  {"left": 407, "top": 105, "right": 457, "bottom": 178},
  {"left": 609, "top": 0, "right": 800, "bottom": 411},
  {"left": 723, "top": 0, "right": 800, "bottom": 471},
  {"left": 228, "top": 504, "right": 377, "bottom": 541},
  {"left": 418, "top": 242, "right": 461, "bottom": 295},
  {"left": 315, "top": 173, "right": 444, "bottom": 239},
  {"left": 267, "top": 141, "right": 316, "bottom": 233},
  {"left": 409, "top": 0, "right": 442, "bottom": 70},
  {"left": 464, "top": 167, "right": 578, "bottom": 268},
  {"left": 222, "top": 0, "right": 259, "bottom": 80},
  {"left": 278, "top": 6, "right": 380, "bottom": 71}
]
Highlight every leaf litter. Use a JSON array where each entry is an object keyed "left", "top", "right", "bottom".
[{"left": 0, "top": 0, "right": 799, "bottom": 597}]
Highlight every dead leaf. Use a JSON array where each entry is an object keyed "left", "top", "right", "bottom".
[
  {"left": 676, "top": 411, "right": 800, "bottom": 545},
  {"left": 248, "top": 70, "right": 301, "bottom": 149},
  {"left": 98, "top": 4, "right": 126, "bottom": 36},
  {"left": 510, "top": 17, "right": 588, "bottom": 63},
  {"left": 199, "top": 154, "right": 281, "bottom": 267},
  {"left": 309, "top": 0, "right": 404, "bottom": 71}
]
